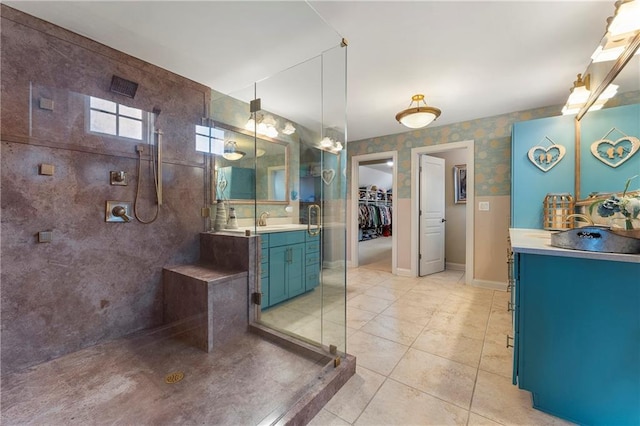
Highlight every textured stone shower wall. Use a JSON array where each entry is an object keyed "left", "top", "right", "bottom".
[{"left": 0, "top": 5, "right": 210, "bottom": 374}]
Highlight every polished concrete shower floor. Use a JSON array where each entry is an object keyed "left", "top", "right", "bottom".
[{"left": 1, "top": 329, "right": 332, "bottom": 425}]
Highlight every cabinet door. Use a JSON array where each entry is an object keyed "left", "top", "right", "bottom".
[
  {"left": 287, "top": 243, "right": 306, "bottom": 298},
  {"left": 269, "top": 246, "right": 288, "bottom": 305},
  {"left": 260, "top": 236, "right": 270, "bottom": 308},
  {"left": 517, "top": 253, "right": 640, "bottom": 425},
  {"left": 305, "top": 239, "right": 320, "bottom": 291},
  {"left": 511, "top": 252, "right": 520, "bottom": 386}
]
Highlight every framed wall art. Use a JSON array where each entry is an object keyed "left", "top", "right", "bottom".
[{"left": 454, "top": 164, "right": 467, "bottom": 204}]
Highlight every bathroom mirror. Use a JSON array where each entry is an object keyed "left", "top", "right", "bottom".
[
  {"left": 574, "top": 30, "right": 640, "bottom": 202},
  {"left": 213, "top": 121, "right": 290, "bottom": 203}
]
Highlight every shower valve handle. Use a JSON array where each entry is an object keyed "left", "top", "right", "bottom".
[{"left": 112, "top": 206, "right": 132, "bottom": 222}]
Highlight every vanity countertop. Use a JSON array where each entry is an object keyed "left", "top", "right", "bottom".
[
  {"left": 217, "top": 224, "right": 311, "bottom": 235},
  {"left": 509, "top": 228, "right": 640, "bottom": 264}
]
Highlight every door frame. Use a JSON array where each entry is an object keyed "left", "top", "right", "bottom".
[
  {"left": 350, "top": 151, "right": 398, "bottom": 274},
  {"left": 411, "top": 140, "right": 474, "bottom": 284}
]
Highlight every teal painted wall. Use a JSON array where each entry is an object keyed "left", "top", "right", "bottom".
[
  {"left": 511, "top": 115, "right": 576, "bottom": 229},
  {"left": 580, "top": 103, "right": 640, "bottom": 196}
]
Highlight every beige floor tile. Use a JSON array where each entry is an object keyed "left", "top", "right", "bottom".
[
  {"left": 354, "top": 379, "right": 469, "bottom": 426},
  {"left": 379, "top": 300, "right": 436, "bottom": 326},
  {"left": 308, "top": 409, "right": 351, "bottom": 426},
  {"left": 324, "top": 303, "right": 348, "bottom": 325},
  {"left": 323, "top": 366, "right": 386, "bottom": 423},
  {"left": 359, "top": 315, "right": 425, "bottom": 346},
  {"left": 484, "top": 329, "right": 511, "bottom": 347},
  {"left": 397, "top": 290, "right": 447, "bottom": 310},
  {"left": 261, "top": 305, "right": 317, "bottom": 332},
  {"left": 348, "top": 294, "right": 393, "bottom": 314},
  {"left": 479, "top": 340, "right": 513, "bottom": 379},
  {"left": 491, "top": 290, "right": 510, "bottom": 306},
  {"left": 377, "top": 277, "right": 419, "bottom": 291},
  {"left": 347, "top": 281, "right": 376, "bottom": 296},
  {"left": 486, "top": 308, "right": 512, "bottom": 336},
  {"left": 345, "top": 306, "right": 377, "bottom": 329},
  {"left": 467, "top": 412, "right": 505, "bottom": 425},
  {"left": 390, "top": 348, "right": 477, "bottom": 409},
  {"left": 348, "top": 331, "right": 409, "bottom": 376},
  {"left": 471, "top": 370, "right": 574, "bottom": 426},
  {"left": 363, "top": 284, "right": 409, "bottom": 301},
  {"left": 427, "top": 311, "right": 487, "bottom": 341},
  {"left": 412, "top": 327, "right": 483, "bottom": 368},
  {"left": 437, "top": 300, "right": 492, "bottom": 318},
  {"left": 448, "top": 286, "right": 495, "bottom": 303}
]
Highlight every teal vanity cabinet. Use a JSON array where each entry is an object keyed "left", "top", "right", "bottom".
[
  {"left": 260, "top": 230, "right": 320, "bottom": 309},
  {"left": 260, "top": 235, "right": 270, "bottom": 309},
  {"left": 510, "top": 229, "right": 640, "bottom": 425},
  {"left": 305, "top": 231, "right": 320, "bottom": 290}
]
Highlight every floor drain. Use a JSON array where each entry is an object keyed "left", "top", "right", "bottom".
[{"left": 165, "top": 371, "right": 184, "bottom": 384}]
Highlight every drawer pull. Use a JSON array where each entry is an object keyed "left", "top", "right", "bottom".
[
  {"left": 506, "top": 334, "right": 514, "bottom": 348},
  {"left": 507, "top": 301, "right": 515, "bottom": 312}
]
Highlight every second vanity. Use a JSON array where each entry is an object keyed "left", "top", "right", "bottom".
[
  {"left": 223, "top": 224, "right": 320, "bottom": 309},
  {"left": 509, "top": 228, "right": 639, "bottom": 425}
]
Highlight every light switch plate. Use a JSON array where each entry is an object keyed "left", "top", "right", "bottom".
[{"left": 479, "top": 201, "right": 490, "bottom": 211}]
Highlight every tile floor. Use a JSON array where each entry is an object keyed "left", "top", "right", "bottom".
[{"left": 302, "top": 267, "right": 574, "bottom": 426}]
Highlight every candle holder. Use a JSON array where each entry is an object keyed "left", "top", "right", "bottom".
[{"left": 543, "top": 193, "right": 574, "bottom": 230}]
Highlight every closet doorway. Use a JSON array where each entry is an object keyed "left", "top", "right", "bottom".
[{"left": 350, "top": 152, "right": 397, "bottom": 274}]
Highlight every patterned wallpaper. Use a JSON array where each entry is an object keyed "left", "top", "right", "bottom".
[{"left": 347, "top": 91, "right": 639, "bottom": 199}]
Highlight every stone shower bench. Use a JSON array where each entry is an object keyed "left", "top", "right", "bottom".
[{"left": 162, "top": 263, "right": 248, "bottom": 352}]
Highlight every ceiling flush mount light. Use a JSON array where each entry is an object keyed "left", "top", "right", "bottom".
[
  {"left": 395, "top": 94, "right": 441, "bottom": 129},
  {"left": 223, "top": 140, "right": 245, "bottom": 161}
]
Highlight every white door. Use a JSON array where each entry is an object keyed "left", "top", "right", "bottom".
[{"left": 419, "top": 155, "right": 445, "bottom": 276}]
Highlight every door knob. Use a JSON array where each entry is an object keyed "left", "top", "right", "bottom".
[{"left": 441, "top": 218, "right": 447, "bottom": 223}]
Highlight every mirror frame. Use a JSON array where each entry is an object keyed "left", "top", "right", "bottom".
[
  {"left": 212, "top": 120, "right": 291, "bottom": 205},
  {"left": 574, "top": 32, "right": 640, "bottom": 202}
]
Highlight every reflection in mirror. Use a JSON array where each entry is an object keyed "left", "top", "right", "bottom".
[
  {"left": 566, "top": 2, "right": 640, "bottom": 203},
  {"left": 212, "top": 122, "right": 289, "bottom": 203}
]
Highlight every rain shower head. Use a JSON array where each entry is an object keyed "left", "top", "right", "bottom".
[{"left": 110, "top": 75, "right": 138, "bottom": 98}]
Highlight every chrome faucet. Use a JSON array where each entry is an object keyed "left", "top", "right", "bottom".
[{"left": 258, "top": 211, "right": 270, "bottom": 226}]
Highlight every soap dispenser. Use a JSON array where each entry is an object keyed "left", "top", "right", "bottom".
[{"left": 226, "top": 207, "right": 238, "bottom": 229}]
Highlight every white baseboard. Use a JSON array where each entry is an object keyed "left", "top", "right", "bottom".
[
  {"left": 471, "top": 279, "right": 508, "bottom": 291},
  {"left": 446, "top": 262, "right": 465, "bottom": 271},
  {"left": 396, "top": 268, "right": 413, "bottom": 277}
]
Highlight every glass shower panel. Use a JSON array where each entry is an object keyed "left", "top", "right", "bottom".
[
  {"left": 255, "top": 43, "right": 347, "bottom": 352},
  {"left": 320, "top": 44, "right": 348, "bottom": 353}
]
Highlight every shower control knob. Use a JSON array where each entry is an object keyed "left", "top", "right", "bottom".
[{"left": 112, "top": 206, "right": 131, "bottom": 222}]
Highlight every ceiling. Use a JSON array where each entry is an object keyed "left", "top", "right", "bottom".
[{"left": 6, "top": 1, "right": 620, "bottom": 142}]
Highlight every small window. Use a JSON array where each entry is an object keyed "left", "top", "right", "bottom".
[
  {"left": 195, "top": 125, "right": 224, "bottom": 155},
  {"left": 88, "top": 96, "right": 145, "bottom": 140}
]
